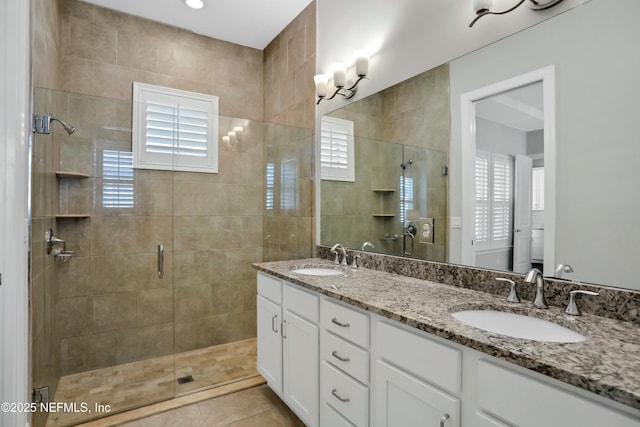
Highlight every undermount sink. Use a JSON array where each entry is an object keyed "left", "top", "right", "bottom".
[
  {"left": 452, "top": 310, "right": 586, "bottom": 343},
  {"left": 290, "top": 267, "right": 345, "bottom": 276}
]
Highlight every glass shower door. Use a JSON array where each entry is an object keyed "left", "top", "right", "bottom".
[{"left": 31, "top": 88, "right": 177, "bottom": 427}]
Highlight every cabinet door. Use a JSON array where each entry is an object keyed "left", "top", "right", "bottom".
[
  {"left": 283, "top": 309, "right": 319, "bottom": 427},
  {"left": 257, "top": 295, "right": 282, "bottom": 395},
  {"left": 375, "top": 360, "right": 459, "bottom": 427}
]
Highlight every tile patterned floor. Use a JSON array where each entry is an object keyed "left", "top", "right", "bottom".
[
  {"left": 47, "top": 339, "right": 258, "bottom": 426},
  {"left": 117, "top": 385, "right": 305, "bottom": 427}
]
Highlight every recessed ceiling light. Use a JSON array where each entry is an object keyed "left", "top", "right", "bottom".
[{"left": 184, "top": 0, "right": 204, "bottom": 9}]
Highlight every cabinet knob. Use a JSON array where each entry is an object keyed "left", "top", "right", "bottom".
[{"left": 440, "top": 413, "right": 450, "bottom": 427}]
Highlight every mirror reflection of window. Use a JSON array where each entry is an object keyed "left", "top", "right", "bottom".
[
  {"left": 280, "top": 159, "right": 298, "bottom": 211},
  {"left": 400, "top": 175, "right": 414, "bottom": 224},
  {"left": 102, "top": 150, "right": 134, "bottom": 209},
  {"left": 532, "top": 167, "right": 545, "bottom": 210}
]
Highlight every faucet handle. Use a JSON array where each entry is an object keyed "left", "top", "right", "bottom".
[
  {"left": 330, "top": 249, "right": 340, "bottom": 265},
  {"left": 496, "top": 278, "right": 520, "bottom": 303},
  {"left": 564, "top": 290, "right": 599, "bottom": 316},
  {"left": 351, "top": 254, "right": 361, "bottom": 270}
]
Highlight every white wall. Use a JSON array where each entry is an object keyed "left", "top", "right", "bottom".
[
  {"left": 1, "top": 0, "right": 31, "bottom": 425},
  {"left": 449, "top": 0, "right": 640, "bottom": 289},
  {"left": 476, "top": 118, "right": 527, "bottom": 155}
]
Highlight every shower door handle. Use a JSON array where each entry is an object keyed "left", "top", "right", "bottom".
[{"left": 157, "top": 244, "right": 164, "bottom": 279}]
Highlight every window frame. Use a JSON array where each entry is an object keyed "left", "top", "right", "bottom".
[
  {"left": 132, "top": 82, "right": 219, "bottom": 174},
  {"left": 320, "top": 116, "right": 355, "bottom": 182}
]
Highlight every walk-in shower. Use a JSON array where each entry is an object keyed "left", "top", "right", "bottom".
[{"left": 30, "top": 88, "right": 313, "bottom": 426}]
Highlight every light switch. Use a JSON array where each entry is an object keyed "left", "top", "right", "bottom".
[{"left": 450, "top": 216, "right": 462, "bottom": 229}]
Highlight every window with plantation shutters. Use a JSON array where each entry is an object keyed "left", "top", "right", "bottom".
[
  {"left": 132, "top": 83, "right": 219, "bottom": 173},
  {"left": 475, "top": 150, "right": 514, "bottom": 250},
  {"left": 102, "top": 150, "right": 134, "bottom": 209},
  {"left": 320, "top": 116, "right": 355, "bottom": 182},
  {"left": 400, "top": 175, "right": 414, "bottom": 223}
]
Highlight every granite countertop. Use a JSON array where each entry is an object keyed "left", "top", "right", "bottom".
[{"left": 253, "top": 258, "right": 640, "bottom": 411}]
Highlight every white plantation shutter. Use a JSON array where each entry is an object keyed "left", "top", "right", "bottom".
[
  {"left": 400, "top": 175, "right": 414, "bottom": 223},
  {"left": 133, "top": 83, "right": 218, "bottom": 173},
  {"left": 475, "top": 152, "right": 490, "bottom": 248},
  {"left": 475, "top": 150, "right": 513, "bottom": 249},
  {"left": 266, "top": 162, "right": 275, "bottom": 210},
  {"left": 492, "top": 153, "right": 512, "bottom": 246},
  {"left": 103, "top": 150, "right": 134, "bottom": 209},
  {"left": 320, "top": 116, "right": 355, "bottom": 182}
]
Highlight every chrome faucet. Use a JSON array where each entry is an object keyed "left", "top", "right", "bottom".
[
  {"left": 524, "top": 268, "right": 548, "bottom": 309},
  {"left": 361, "top": 241, "right": 375, "bottom": 251},
  {"left": 554, "top": 263, "right": 574, "bottom": 278},
  {"left": 330, "top": 243, "right": 348, "bottom": 266}
]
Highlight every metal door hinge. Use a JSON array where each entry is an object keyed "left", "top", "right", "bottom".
[{"left": 32, "top": 386, "right": 49, "bottom": 405}]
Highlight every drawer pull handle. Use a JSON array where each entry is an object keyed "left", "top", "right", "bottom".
[
  {"left": 271, "top": 314, "right": 278, "bottom": 333},
  {"left": 331, "top": 350, "right": 350, "bottom": 362},
  {"left": 331, "top": 317, "right": 350, "bottom": 328},
  {"left": 440, "top": 413, "right": 450, "bottom": 427},
  {"left": 331, "top": 388, "right": 350, "bottom": 403}
]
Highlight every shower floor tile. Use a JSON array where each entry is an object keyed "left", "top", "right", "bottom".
[{"left": 46, "top": 338, "right": 258, "bottom": 427}]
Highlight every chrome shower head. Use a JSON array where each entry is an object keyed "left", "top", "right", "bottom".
[
  {"left": 49, "top": 116, "right": 77, "bottom": 135},
  {"left": 33, "top": 114, "right": 77, "bottom": 135}
]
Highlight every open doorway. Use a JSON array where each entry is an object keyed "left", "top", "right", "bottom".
[
  {"left": 460, "top": 66, "right": 556, "bottom": 276},
  {"left": 473, "top": 82, "right": 544, "bottom": 273}
]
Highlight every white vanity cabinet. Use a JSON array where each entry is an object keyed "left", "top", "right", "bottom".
[
  {"left": 373, "top": 320, "right": 461, "bottom": 427},
  {"left": 256, "top": 271, "right": 640, "bottom": 427},
  {"left": 474, "top": 359, "right": 640, "bottom": 427},
  {"left": 256, "top": 273, "right": 319, "bottom": 427},
  {"left": 319, "top": 298, "right": 370, "bottom": 427}
]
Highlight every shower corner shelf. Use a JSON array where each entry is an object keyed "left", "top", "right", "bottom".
[
  {"left": 372, "top": 214, "right": 395, "bottom": 218},
  {"left": 372, "top": 188, "right": 395, "bottom": 193},
  {"left": 56, "top": 171, "right": 90, "bottom": 179},
  {"left": 55, "top": 214, "right": 90, "bottom": 219}
]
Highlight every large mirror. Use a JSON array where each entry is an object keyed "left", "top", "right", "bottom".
[{"left": 320, "top": 0, "right": 640, "bottom": 291}]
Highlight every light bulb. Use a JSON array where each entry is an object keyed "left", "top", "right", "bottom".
[{"left": 185, "top": 0, "right": 204, "bottom": 10}]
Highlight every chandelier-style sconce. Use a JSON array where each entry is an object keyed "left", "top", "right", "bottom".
[
  {"left": 469, "top": 0, "right": 564, "bottom": 27},
  {"left": 314, "top": 51, "right": 369, "bottom": 105}
]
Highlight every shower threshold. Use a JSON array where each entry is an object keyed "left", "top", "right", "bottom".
[{"left": 46, "top": 338, "right": 258, "bottom": 427}]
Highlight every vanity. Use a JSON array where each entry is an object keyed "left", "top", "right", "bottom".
[{"left": 253, "top": 258, "right": 640, "bottom": 427}]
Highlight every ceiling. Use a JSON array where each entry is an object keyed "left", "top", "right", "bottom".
[
  {"left": 475, "top": 82, "right": 544, "bottom": 132},
  {"left": 80, "top": 0, "right": 314, "bottom": 50}
]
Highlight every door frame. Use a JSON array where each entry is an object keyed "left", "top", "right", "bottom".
[
  {"left": 1, "top": 0, "right": 31, "bottom": 425},
  {"left": 460, "top": 65, "right": 556, "bottom": 276}
]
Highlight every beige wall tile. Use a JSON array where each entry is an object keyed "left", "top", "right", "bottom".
[
  {"left": 93, "top": 292, "right": 138, "bottom": 332},
  {"left": 137, "top": 288, "right": 174, "bottom": 327},
  {"left": 115, "top": 323, "right": 174, "bottom": 364}
]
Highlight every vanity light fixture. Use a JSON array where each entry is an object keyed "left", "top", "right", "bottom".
[
  {"left": 184, "top": 0, "right": 204, "bottom": 10},
  {"left": 469, "top": 0, "right": 564, "bottom": 27},
  {"left": 314, "top": 50, "right": 369, "bottom": 105}
]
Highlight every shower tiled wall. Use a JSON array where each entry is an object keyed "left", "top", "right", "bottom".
[{"left": 262, "top": 2, "right": 316, "bottom": 262}]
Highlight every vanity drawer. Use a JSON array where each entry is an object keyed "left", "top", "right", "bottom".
[
  {"left": 283, "top": 282, "right": 319, "bottom": 324},
  {"left": 257, "top": 272, "right": 282, "bottom": 304},
  {"left": 320, "top": 299, "right": 369, "bottom": 348},
  {"left": 320, "top": 402, "right": 355, "bottom": 427},
  {"left": 321, "top": 329, "right": 369, "bottom": 385},
  {"left": 376, "top": 320, "right": 461, "bottom": 395},
  {"left": 320, "top": 362, "right": 368, "bottom": 427}
]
